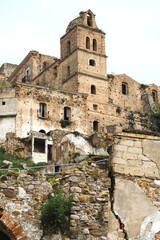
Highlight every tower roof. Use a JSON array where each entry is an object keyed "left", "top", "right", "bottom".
[{"left": 66, "top": 10, "right": 98, "bottom": 33}]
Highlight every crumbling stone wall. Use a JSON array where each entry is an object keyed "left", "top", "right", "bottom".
[
  {"left": 0, "top": 63, "right": 17, "bottom": 78},
  {"left": 110, "top": 132, "right": 160, "bottom": 240},
  {"left": 108, "top": 74, "right": 143, "bottom": 112},
  {"left": 9, "top": 51, "right": 57, "bottom": 84},
  {"left": 14, "top": 84, "right": 88, "bottom": 138},
  {"left": 0, "top": 160, "right": 110, "bottom": 240}
]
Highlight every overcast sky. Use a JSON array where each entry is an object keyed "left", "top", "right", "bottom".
[{"left": 0, "top": 0, "right": 160, "bottom": 85}]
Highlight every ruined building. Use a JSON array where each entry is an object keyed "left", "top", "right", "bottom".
[{"left": 0, "top": 10, "right": 160, "bottom": 162}]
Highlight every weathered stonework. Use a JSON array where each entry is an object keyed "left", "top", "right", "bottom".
[
  {"left": 110, "top": 133, "right": 160, "bottom": 240},
  {"left": 0, "top": 160, "right": 110, "bottom": 240}
]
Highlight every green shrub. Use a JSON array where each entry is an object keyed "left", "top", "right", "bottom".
[
  {"left": 41, "top": 187, "right": 74, "bottom": 234},
  {"left": 60, "top": 120, "right": 72, "bottom": 128},
  {"left": 139, "top": 84, "right": 148, "bottom": 90}
]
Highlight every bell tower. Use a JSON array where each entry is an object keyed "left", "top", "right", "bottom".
[{"left": 59, "top": 10, "right": 108, "bottom": 133}]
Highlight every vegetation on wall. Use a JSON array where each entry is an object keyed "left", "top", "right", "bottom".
[
  {"left": 41, "top": 187, "right": 74, "bottom": 235},
  {"left": 140, "top": 102, "right": 160, "bottom": 132},
  {"left": 127, "top": 111, "right": 135, "bottom": 130},
  {"left": 139, "top": 84, "right": 148, "bottom": 90},
  {"left": 60, "top": 120, "right": 72, "bottom": 128},
  {"left": 0, "top": 147, "right": 48, "bottom": 175}
]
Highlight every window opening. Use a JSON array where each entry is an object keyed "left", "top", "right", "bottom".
[
  {"left": 39, "top": 129, "right": 46, "bottom": 134},
  {"left": 48, "top": 145, "right": 52, "bottom": 161},
  {"left": 34, "top": 138, "right": 45, "bottom": 153},
  {"left": 43, "top": 61, "right": 47, "bottom": 70},
  {"left": 93, "top": 121, "right": 99, "bottom": 132},
  {"left": 64, "top": 107, "right": 71, "bottom": 120},
  {"left": 67, "top": 41, "right": 71, "bottom": 54},
  {"left": 22, "top": 76, "right": 26, "bottom": 83},
  {"left": 26, "top": 68, "right": 30, "bottom": 81},
  {"left": 152, "top": 90, "right": 157, "bottom": 102},
  {"left": 93, "top": 104, "right": 98, "bottom": 110},
  {"left": 0, "top": 231, "right": 11, "bottom": 240},
  {"left": 54, "top": 66, "right": 57, "bottom": 78},
  {"left": 39, "top": 103, "right": 46, "bottom": 118},
  {"left": 122, "top": 83, "right": 128, "bottom": 95},
  {"left": 89, "top": 59, "right": 96, "bottom": 67},
  {"left": 86, "top": 37, "right": 90, "bottom": 49},
  {"left": 55, "top": 165, "right": 60, "bottom": 172},
  {"left": 87, "top": 13, "right": 92, "bottom": 26},
  {"left": 93, "top": 39, "right": 97, "bottom": 51},
  {"left": 91, "top": 85, "right": 96, "bottom": 94},
  {"left": 67, "top": 66, "right": 70, "bottom": 78},
  {"left": 2, "top": 101, "right": 5, "bottom": 105}
]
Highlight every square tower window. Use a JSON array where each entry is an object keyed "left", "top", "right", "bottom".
[
  {"left": 93, "top": 104, "right": 98, "bottom": 110},
  {"left": 2, "top": 101, "right": 5, "bottom": 105},
  {"left": 89, "top": 59, "right": 96, "bottom": 67}
]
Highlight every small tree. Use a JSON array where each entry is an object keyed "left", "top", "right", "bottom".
[{"left": 41, "top": 187, "right": 74, "bottom": 235}]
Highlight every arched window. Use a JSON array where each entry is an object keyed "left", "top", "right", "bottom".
[
  {"left": 67, "top": 41, "right": 71, "bottom": 54},
  {"left": 152, "top": 90, "right": 158, "bottom": 102},
  {"left": 93, "top": 121, "right": 99, "bottom": 132},
  {"left": 26, "top": 68, "right": 30, "bottom": 81},
  {"left": 67, "top": 66, "right": 70, "bottom": 77},
  {"left": 91, "top": 85, "right": 96, "bottom": 94},
  {"left": 89, "top": 59, "right": 96, "bottom": 67},
  {"left": 93, "top": 39, "right": 97, "bottom": 51},
  {"left": 39, "top": 129, "right": 46, "bottom": 134},
  {"left": 122, "top": 82, "right": 128, "bottom": 95},
  {"left": 64, "top": 107, "right": 71, "bottom": 120},
  {"left": 86, "top": 37, "right": 90, "bottom": 49},
  {"left": 87, "top": 13, "right": 92, "bottom": 26}
]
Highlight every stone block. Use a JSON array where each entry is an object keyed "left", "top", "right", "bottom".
[
  {"left": 128, "top": 160, "right": 142, "bottom": 166},
  {"left": 3, "top": 189, "right": 16, "bottom": 198},
  {"left": 134, "top": 141, "right": 142, "bottom": 148},
  {"left": 114, "top": 145, "right": 128, "bottom": 152},
  {"left": 125, "top": 152, "right": 138, "bottom": 160},
  {"left": 120, "top": 139, "right": 134, "bottom": 147},
  {"left": 112, "top": 157, "right": 126, "bottom": 164},
  {"left": 127, "top": 147, "right": 142, "bottom": 154}
]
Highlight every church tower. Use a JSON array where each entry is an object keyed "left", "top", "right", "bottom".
[{"left": 59, "top": 10, "right": 108, "bottom": 133}]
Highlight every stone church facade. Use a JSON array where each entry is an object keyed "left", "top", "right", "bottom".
[{"left": 0, "top": 10, "right": 159, "bottom": 162}]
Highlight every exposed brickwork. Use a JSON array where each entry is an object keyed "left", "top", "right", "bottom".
[{"left": 0, "top": 209, "right": 28, "bottom": 240}]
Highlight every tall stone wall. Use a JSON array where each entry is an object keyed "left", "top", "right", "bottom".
[{"left": 110, "top": 132, "right": 160, "bottom": 240}]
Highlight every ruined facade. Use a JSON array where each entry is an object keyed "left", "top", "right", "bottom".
[
  {"left": 0, "top": 133, "right": 160, "bottom": 240},
  {"left": 0, "top": 10, "right": 160, "bottom": 163}
]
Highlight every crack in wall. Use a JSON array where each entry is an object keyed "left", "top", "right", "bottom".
[{"left": 109, "top": 168, "right": 128, "bottom": 240}]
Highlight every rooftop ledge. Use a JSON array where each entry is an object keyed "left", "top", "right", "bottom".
[{"left": 116, "top": 132, "right": 160, "bottom": 140}]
